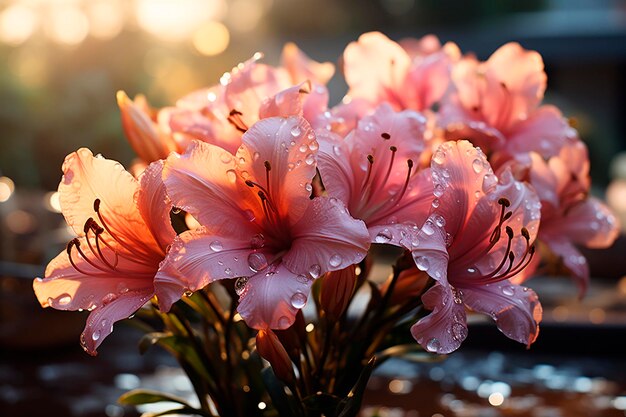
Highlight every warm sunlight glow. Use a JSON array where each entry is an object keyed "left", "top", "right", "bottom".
[
  {"left": 46, "top": 5, "right": 89, "bottom": 45},
  {"left": 135, "top": 0, "right": 223, "bottom": 42},
  {"left": 87, "top": 1, "right": 125, "bottom": 40},
  {"left": 192, "top": 21, "right": 229, "bottom": 56},
  {"left": 0, "top": 177, "right": 15, "bottom": 203},
  {"left": 0, "top": 4, "right": 38, "bottom": 45}
]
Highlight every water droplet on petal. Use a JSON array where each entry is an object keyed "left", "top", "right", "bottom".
[
  {"left": 426, "top": 337, "right": 441, "bottom": 353},
  {"left": 482, "top": 173, "right": 497, "bottom": 193},
  {"left": 422, "top": 221, "right": 435, "bottom": 236},
  {"left": 296, "top": 274, "right": 309, "bottom": 284},
  {"left": 252, "top": 152, "right": 260, "bottom": 161},
  {"left": 375, "top": 229, "right": 393, "bottom": 243},
  {"left": 309, "top": 264, "right": 321, "bottom": 279},
  {"left": 472, "top": 158, "right": 483, "bottom": 173},
  {"left": 250, "top": 233, "right": 265, "bottom": 248},
  {"left": 58, "top": 294, "right": 72, "bottom": 306},
  {"left": 501, "top": 285, "right": 515, "bottom": 296},
  {"left": 290, "top": 126, "right": 301, "bottom": 137},
  {"left": 290, "top": 292, "right": 307, "bottom": 309},
  {"left": 184, "top": 290, "right": 193, "bottom": 297},
  {"left": 210, "top": 241, "right": 223, "bottom": 252},
  {"left": 226, "top": 169, "right": 237, "bottom": 183},
  {"left": 329, "top": 254, "right": 342, "bottom": 268},
  {"left": 247, "top": 252, "right": 268, "bottom": 272},
  {"left": 305, "top": 154, "right": 315, "bottom": 165},
  {"left": 333, "top": 145, "right": 341, "bottom": 156},
  {"left": 92, "top": 330, "right": 101, "bottom": 341},
  {"left": 451, "top": 323, "right": 467, "bottom": 341},
  {"left": 433, "top": 183, "right": 445, "bottom": 198},
  {"left": 278, "top": 316, "right": 291, "bottom": 328},
  {"left": 304, "top": 183, "right": 313, "bottom": 193},
  {"left": 224, "top": 267, "right": 232, "bottom": 276},
  {"left": 235, "top": 277, "right": 249, "bottom": 296},
  {"left": 117, "top": 282, "right": 129, "bottom": 294},
  {"left": 434, "top": 214, "right": 446, "bottom": 227},
  {"left": 415, "top": 256, "right": 430, "bottom": 271},
  {"left": 220, "top": 153, "right": 232, "bottom": 164},
  {"left": 431, "top": 198, "right": 440, "bottom": 208},
  {"left": 308, "top": 140, "right": 319, "bottom": 151},
  {"left": 172, "top": 207, "right": 182, "bottom": 214}
]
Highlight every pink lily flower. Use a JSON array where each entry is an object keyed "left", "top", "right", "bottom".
[
  {"left": 342, "top": 31, "right": 460, "bottom": 112},
  {"left": 440, "top": 42, "right": 573, "bottom": 165},
  {"left": 119, "top": 45, "right": 334, "bottom": 164},
  {"left": 523, "top": 139, "right": 619, "bottom": 294},
  {"left": 33, "top": 149, "right": 175, "bottom": 355},
  {"left": 317, "top": 103, "right": 434, "bottom": 248},
  {"left": 156, "top": 116, "right": 370, "bottom": 330},
  {"left": 410, "top": 140, "right": 542, "bottom": 354}
]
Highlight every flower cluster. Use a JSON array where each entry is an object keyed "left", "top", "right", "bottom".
[{"left": 34, "top": 32, "right": 618, "bottom": 374}]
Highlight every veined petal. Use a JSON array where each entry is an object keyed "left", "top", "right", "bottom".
[
  {"left": 282, "top": 197, "right": 370, "bottom": 277},
  {"left": 237, "top": 116, "right": 318, "bottom": 223},
  {"left": 59, "top": 148, "right": 162, "bottom": 259},
  {"left": 540, "top": 237, "right": 589, "bottom": 296},
  {"left": 138, "top": 160, "right": 175, "bottom": 252},
  {"left": 259, "top": 82, "right": 310, "bottom": 120},
  {"left": 154, "top": 228, "right": 265, "bottom": 311},
  {"left": 281, "top": 42, "right": 335, "bottom": 85},
  {"left": 410, "top": 282, "right": 467, "bottom": 354},
  {"left": 343, "top": 32, "right": 411, "bottom": 103},
  {"left": 34, "top": 244, "right": 154, "bottom": 313},
  {"left": 80, "top": 289, "right": 153, "bottom": 355},
  {"left": 163, "top": 140, "right": 260, "bottom": 240},
  {"left": 560, "top": 197, "right": 620, "bottom": 248},
  {"left": 462, "top": 281, "right": 542, "bottom": 347},
  {"left": 237, "top": 263, "right": 313, "bottom": 330},
  {"left": 505, "top": 105, "right": 571, "bottom": 161}
]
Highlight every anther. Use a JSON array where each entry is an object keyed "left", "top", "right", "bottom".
[
  {"left": 381, "top": 132, "right": 391, "bottom": 140},
  {"left": 389, "top": 146, "right": 397, "bottom": 153},
  {"left": 505, "top": 226, "right": 514, "bottom": 239},
  {"left": 367, "top": 154, "right": 374, "bottom": 164},
  {"left": 94, "top": 198, "right": 101, "bottom": 212},
  {"left": 500, "top": 82, "right": 507, "bottom": 90},
  {"left": 245, "top": 180, "right": 255, "bottom": 187},
  {"left": 498, "top": 198, "right": 510, "bottom": 207},
  {"left": 521, "top": 227, "right": 530, "bottom": 240},
  {"left": 264, "top": 161, "right": 272, "bottom": 171}
]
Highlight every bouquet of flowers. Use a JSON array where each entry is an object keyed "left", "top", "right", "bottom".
[{"left": 32, "top": 32, "right": 619, "bottom": 416}]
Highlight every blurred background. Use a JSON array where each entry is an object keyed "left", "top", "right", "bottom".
[{"left": 1, "top": 0, "right": 625, "bottom": 416}]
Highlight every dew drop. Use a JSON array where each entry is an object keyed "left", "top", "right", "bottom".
[
  {"left": 309, "top": 264, "right": 321, "bottom": 279},
  {"left": 220, "top": 152, "right": 232, "bottom": 164},
  {"left": 333, "top": 145, "right": 341, "bottom": 156},
  {"left": 501, "top": 285, "right": 515, "bottom": 296},
  {"left": 92, "top": 330, "right": 101, "bottom": 341},
  {"left": 210, "top": 241, "right": 223, "bottom": 252},
  {"left": 472, "top": 158, "right": 483, "bottom": 173},
  {"left": 172, "top": 207, "right": 182, "bottom": 214},
  {"left": 415, "top": 256, "right": 430, "bottom": 271},
  {"left": 235, "top": 277, "right": 249, "bottom": 296},
  {"left": 432, "top": 150, "right": 445, "bottom": 165},
  {"left": 482, "top": 173, "right": 497, "bottom": 193},
  {"left": 426, "top": 337, "right": 441, "bottom": 353},
  {"left": 422, "top": 221, "right": 435, "bottom": 236},
  {"left": 117, "top": 282, "right": 129, "bottom": 294},
  {"left": 278, "top": 316, "right": 291, "bottom": 328},
  {"left": 290, "top": 292, "right": 307, "bottom": 309},
  {"left": 287, "top": 162, "right": 295, "bottom": 171},
  {"left": 434, "top": 214, "right": 446, "bottom": 227},
  {"left": 290, "top": 126, "right": 301, "bottom": 137},
  {"left": 308, "top": 140, "right": 319, "bottom": 151},
  {"left": 252, "top": 152, "right": 260, "bottom": 161},
  {"left": 329, "top": 254, "right": 342, "bottom": 268},
  {"left": 58, "top": 294, "right": 72, "bottom": 306},
  {"left": 431, "top": 198, "right": 440, "bottom": 208},
  {"left": 433, "top": 183, "right": 445, "bottom": 198},
  {"left": 184, "top": 290, "right": 193, "bottom": 297},
  {"left": 304, "top": 182, "right": 313, "bottom": 193},
  {"left": 305, "top": 154, "right": 315, "bottom": 165},
  {"left": 467, "top": 267, "right": 477, "bottom": 274},
  {"left": 451, "top": 323, "right": 468, "bottom": 341},
  {"left": 375, "top": 229, "right": 393, "bottom": 243},
  {"left": 224, "top": 267, "right": 233, "bottom": 276},
  {"left": 226, "top": 170, "right": 237, "bottom": 183},
  {"left": 250, "top": 233, "right": 265, "bottom": 248},
  {"left": 296, "top": 274, "right": 309, "bottom": 284},
  {"left": 247, "top": 252, "right": 268, "bottom": 272}
]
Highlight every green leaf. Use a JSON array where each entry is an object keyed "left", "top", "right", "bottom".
[
  {"left": 260, "top": 367, "right": 303, "bottom": 417},
  {"left": 302, "top": 392, "right": 341, "bottom": 415},
  {"left": 149, "top": 407, "right": 212, "bottom": 417},
  {"left": 337, "top": 356, "right": 377, "bottom": 417},
  {"left": 118, "top": 389, "right": 190, "bottom": 407},
  {"left": 138, "top": 332, "right": 171, "bottom": 355}
]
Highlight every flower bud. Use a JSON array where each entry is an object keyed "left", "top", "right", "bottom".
[
  {"left": 117, "top": 91, "right": 174, "bottom": 163},
  {"left": 256, "top": 329, "right": 295, "bottom": 385},
  {"left": 379, "top": 267, "right": 429, "bottom": 306},
  {"left": 320, "top": 264, "right": 357, "bottom": 322}
]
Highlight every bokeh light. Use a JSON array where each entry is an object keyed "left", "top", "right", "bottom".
[
  {"left": 45, "top": 5, "right": 90, "bottom": 45},
  {"left": 0, "top": 177, "right": 15, "bottom": 203},
  {"left": 86, "top": 0, "right": 125, "bottom": 40},
  {"left": 135, "top": 0, "right": 224, "bottom": 42},
  {"left": 192, "top": 21, "right": 230, "bottom": 56},
  {"left": 0, "top": 4, "right": 38, "bottom": 45}
]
